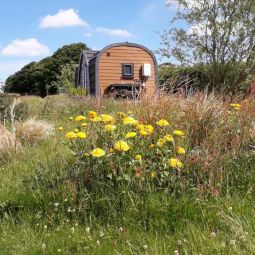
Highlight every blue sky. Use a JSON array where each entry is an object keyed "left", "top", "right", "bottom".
[{"left": 0, "top": 0, "right": 175, "bottom": 81}]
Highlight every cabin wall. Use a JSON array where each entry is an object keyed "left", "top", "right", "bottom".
[{"left": 98, "top": 46, "right": 156, "bottom": 96}]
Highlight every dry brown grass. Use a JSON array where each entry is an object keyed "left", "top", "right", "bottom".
[
  {"left": 0, "top": 124, "right": 20, "bottom": 159},
  {"left": 15, "top": 118, "right": 55, "bottom": 145}
]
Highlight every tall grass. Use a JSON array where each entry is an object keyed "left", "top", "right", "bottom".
[{"left": 1, "top": 92, "right": 255, "bottom": 254}]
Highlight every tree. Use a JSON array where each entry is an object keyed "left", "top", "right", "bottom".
[
  {"left": 4, "top": 43, "right": 90, "bottom": 96},
  {"left": 158, "top": 0, "right": 255, "bottom": 94}
]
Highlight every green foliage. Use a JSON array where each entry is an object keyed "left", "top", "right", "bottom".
[
  {"left": 159, "top": 0, "right": 255, "bottom": 95},
  {"left": 4, "top": 43, "right": 89, "bottom": 96},
  {"left": 68, "top": 87, "right": 87, "bottom": 96}
]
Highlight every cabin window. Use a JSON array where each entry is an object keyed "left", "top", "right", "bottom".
[{"left": 122, "top": 63, "right": 134, "bottom": 78}]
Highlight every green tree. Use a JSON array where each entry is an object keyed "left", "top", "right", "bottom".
[
  {"left": 158, "top": 0, "right": 255, "bottom": 95},
  {"left": 4, "top": 43, "right": 89, "bottom": 96}
]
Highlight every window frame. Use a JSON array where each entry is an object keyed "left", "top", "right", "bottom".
[{"left": 122, "top": 63, "right": 134, "bottom": 78}]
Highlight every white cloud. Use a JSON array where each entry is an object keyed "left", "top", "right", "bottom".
[
  {"left": 0, "top": 60, "right": 31, "bottom": 81},
  {"left": 1, "top": 38, "right": 50, "bottom": 57},
  {"left": 39, "top": 9, "right": 88, "bottom": 28},
  {"left": 96, "top": 27, "right": 133, "bottom": 37}
]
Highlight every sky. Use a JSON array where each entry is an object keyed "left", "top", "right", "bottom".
[{"left": 0, "top": 0, "right": 176, "bottom": 82}]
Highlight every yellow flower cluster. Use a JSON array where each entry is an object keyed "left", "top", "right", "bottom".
[{"left": 61, "top": 111, "right": 186, "bottom": 171}]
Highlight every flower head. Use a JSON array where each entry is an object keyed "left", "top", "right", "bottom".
[
  {"left": 114, "top": 140, "right": 130, "bottom": 152},
  {"left": 57, "top": 127, "right": 63, "bottom": 131},
  {"left": 89, "top": 111, "right": 97, "bottom": 119},
  {"left": 157, "top": 138, "right": 165, "bottom": 147},
  {"left": 176, "top": 146, "right": 185, "bottom": 155},
  {"left": 91, "top": 148, "right": 106, "bottom": 158},
  {"left": 75, "top": 115, "right": 86, "bottom": 122},
  {"left": 101, "top": 114, "right": 114, "bottom": 123},
  {"left": 81, "top": 122, "right": 87, "bottom": 127},
  {"left": 74, "top": 128, "right": 79, "bottom": 133},
  {"left": 173, "top": 130, "right": 185, "bottom": 137},
  {"left": 65, "top": 132, "right": 77, "bottom": 139},
  {"left": 168, "top": 158, "right": 183, "bottom": 168},
  {"left": 125, "top": 132, "right": 137, "bottom": 138},
  {"left": 90, "top": 116, "right": 101, "bottom": 122},
  {"left": 123, "top": 117, "right": 138, "bottom": 125},
  {"left": 76, "top": 132, "right": 87, "bottom": 139},
  {"left": 69, "top": 117, "right": 73, "bottom": 121},
  {"left": 150, "top": 171, "right": 156, "bottom": 179},
  {"left": 229, "top": 103, "right": 241, "bottom": 111},
  {"left": 117, "top": 112, "right": 127, "bottom": 119},
  {"left": 163, "top": 134, "right": 174, "bottom": 142},
  {"left": 135, "top": 154, "right": 142, "bottom": 160},
  {"left": 140, "top": 130, "right": 149, "bottom": 136},
  {"left": 156, "top": 119, "right": 170, "bottom": 127},
  {"left": 104, "top": 124, "right": 117, "bottom": 131}
]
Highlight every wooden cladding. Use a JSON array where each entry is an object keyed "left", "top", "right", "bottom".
[{"left": 98, "top": 45, "right": 156, "bottom": 96}]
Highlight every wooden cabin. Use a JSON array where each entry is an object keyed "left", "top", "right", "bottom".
[{"left": 75, "top": 42, "right": 158, "bottom": 98}]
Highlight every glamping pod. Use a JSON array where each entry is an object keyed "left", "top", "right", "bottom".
[{"left": 76, "top": 42, "right": 158, "bottom": 98}]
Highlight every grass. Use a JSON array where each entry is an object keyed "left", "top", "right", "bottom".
[{"left": 1, "top": 93, "right": 255, "bottom": 254}]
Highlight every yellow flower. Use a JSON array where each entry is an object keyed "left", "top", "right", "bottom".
[
  {"left": 163, "top": 134, "right": 174, "bottom": 142},
  {"left": 91, "top": 148, "right": 106, "bottom": 158},
  {"left": 135, "top": 154, "right": 142, "bottom": 160},
  {"left": 75, "top": 115, "right": 86, "bottom": 122},
  {"left": 114, "top": 140, "right": 130, "bottom": 152},
  {"left": 140, "top": 130, "right": 149, "bottom": 136},
  {"left": 230, "top": 103, "right": 241, "bottom": 108},
  {"left": 150, "top": 171, "right": 156, "bottom": 178},
  {"left": 123, "top": 117, "right": 138, "bottom": 125},
  {"left": 176, "top": 146, "right": 185, "bottom": 155},
  {"left": 149, "top": 144, "right": 155, "bottom": 148},
  {"left": 65, "top": 132, "right": 77, "bottom": 139},
  {"left": 104, "top": 124, "right": 117, "bottom": 131},
  {"left": 168, "top": 158, "right": 183, "bottom": 168},
  {"left": 101, "top": 114, "right": 114, "bottom": 123},
  {"left": 76, "top": 132, "right": 87, "bottom": 139},
  {"left": 173, "top": 130, "right": 185, "bottom": 137},
  {"left": 74, "top": 128, "right": 79, "bottom": 133},
  {"left": 156, "top": 119, "right": 170, "bottom": 127},
  {"left": 117, "top": 112, "right": 127, "bottom": 119},
  {"left": 57, "top": 127, "right": 63, "bottom": 131},
  {"left": 89, "top": 111, "right": 97, "bottom": 119},
  {"left": 90, "top": 116, "right": 101, "bottom": 122},
  {"left": 109, "top": 148, "right": 114, "bottom": 153},
  {"left": 84, "top": 152, "right": 89, "bottom": 157},
  {"left": 137, "top": 124, "right": 154, "bottom": 134},
  {"left": 81, "top": 122, "right": 87, "bottom": 127},
  {"left": 69, "top": 117, "right": 73, "bottom": 121},
  {"left": 144, "top": 125, "right": 154, "bottom": 134},
  {"left": 125, "top": 132, "right": 137, "bottom": 138},
  {"left": 157, "top": 138, "right": 165, "bottom": 147}
]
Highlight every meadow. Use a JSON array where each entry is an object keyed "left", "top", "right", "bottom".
[{"left": 1, "top": 93, "right": 255, "bottom": 255}]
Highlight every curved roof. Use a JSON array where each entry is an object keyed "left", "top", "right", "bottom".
[{"left": 94, "top": 42, "right": 158, "bottom": 96}]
